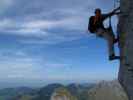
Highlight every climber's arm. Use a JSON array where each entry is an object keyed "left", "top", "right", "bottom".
[
  {"left": 102, "top": 7, "right": 120, "bottom": 20},
  {"left": 102, "top": 12, "right": 117, "bottom": 20}
]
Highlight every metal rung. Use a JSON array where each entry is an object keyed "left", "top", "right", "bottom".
[{"left": 128, "top": 68, "right": 133, "bottom": 72}]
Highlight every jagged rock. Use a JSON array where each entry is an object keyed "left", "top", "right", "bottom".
[{"left": 87, "top": 80, "right": 128, "bottom": 100}]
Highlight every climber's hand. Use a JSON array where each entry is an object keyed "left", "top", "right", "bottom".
[
  {"left": 115, "top": 12, "right": 121, "bottom": 15},
  {"left": 110, "top": 7, "right": 120, "bottom": 16},
  {"left": 112, "top": 7, "right": 120, "bottom": 14},
  {"left": 113, "top": 7, "right": 120, "bottom": 12}
]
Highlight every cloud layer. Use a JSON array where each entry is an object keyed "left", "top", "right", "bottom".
[
  {"left": 0, "top": 0, "right": 93, "bottom": 45},
  {"left": 0, "top": 0, "right": 117, "bottom": 87}
]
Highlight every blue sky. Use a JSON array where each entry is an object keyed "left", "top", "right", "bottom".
[{"left": 0, "top": 0, "right": 120, "bottom": 88}]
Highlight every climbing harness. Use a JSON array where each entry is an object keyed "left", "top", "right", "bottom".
[
  {"left": 106, "top": 16, "right": 113, "bottom": 33},
  {"left": 109, "top": 17, "right": 112, "bottom": 30}
]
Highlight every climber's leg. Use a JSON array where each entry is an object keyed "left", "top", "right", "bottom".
[
  {"left": 114, "top": 37, "right": 119, "bottom": 44},
  {"left": 102, "top": 30, "right": 120, "bottom": 61},
  {"left": 96, "top": 28, "right": 120, "bottom": 61},
  {"left": 103, "top": 31, "right": 115, "bottom": 58},
  {"left": 106, "top": 27, "right": 119, "bottom": 44}
]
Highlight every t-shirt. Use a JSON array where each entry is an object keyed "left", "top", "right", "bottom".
[{"left": 92, "top": 13, "right": 111, "bottom": 31}]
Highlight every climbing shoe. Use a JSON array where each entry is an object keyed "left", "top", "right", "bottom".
[
  {"left": 109, "top": 54, "right": 120, "bottom": 61},
  {"left": 113, "top": 37, "right": 119, "bottom": 44},
  {"left": 128, "top": 68, "right": 133, "bottom": 72}
]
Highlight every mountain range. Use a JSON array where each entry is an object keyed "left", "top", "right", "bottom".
[
  {"left": 0, "top": 83, "right": 95, "bottom": 100},
  {"left": 0, "top": 81, "right": 128, "bottom": 100}
]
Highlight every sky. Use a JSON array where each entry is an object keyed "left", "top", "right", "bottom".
[{"left": 0, "top": 0, "right": 120, "bottom": 88}]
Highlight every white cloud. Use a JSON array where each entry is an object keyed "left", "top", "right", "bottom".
[
  {"left": 0, "top": 15, "right": 86, "bottom": 32},
  {"left": 0, "top": 19, "right": 15, "bottom": 28},
  {"left": 24, "top": 20, "right": 55, "bottom": 29},
  {"left": 0, "top": 16, "right": 87, "bottom": 44},
  {"left": 0, "top": 49, "right": 71, "bottom": 80},
  {"left": 0, "top": 0, "right": 14, "bottom": 13},
  {"left": 18, "top": 34, "right": 83, "bottom": 45},
  {"left": 10, "top": 28, "right": 48, "bottom": 37},
  {"left": 0, "top": 0, "right": 92, "bottom": 45},
  {"left": 44, "top": 63, "right": 69, "bottom": 68},
  {"left": 0, "top": 52, "right": 43, "bottom": 80}
]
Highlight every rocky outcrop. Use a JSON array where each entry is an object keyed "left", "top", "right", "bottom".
[
  {"left": 50, "top": 87, "right": 77, "bottom": 100},
  {"left": 88, "top": 80, "right": 128, "bottom": 100},
  {"left": 118, "top": 0, "right": 133, "bottom": 99}
]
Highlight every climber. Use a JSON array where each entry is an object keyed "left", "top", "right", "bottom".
[{"left": 88, "top": 7, "right": 120, "bottom": 61}]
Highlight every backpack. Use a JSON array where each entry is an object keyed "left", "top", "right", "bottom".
[{"left": 88, "top": 16, "right": 97, "bottom": 33}]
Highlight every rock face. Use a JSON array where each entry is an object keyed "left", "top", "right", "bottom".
[
  {"left": 118, "top": 0, "right": 133, "bottom": 99},
  {"left": 88, "top": 80, "right": 128, "bottom": 100}
]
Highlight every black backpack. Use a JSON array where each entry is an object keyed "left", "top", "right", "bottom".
[{"left": 88, "top": 16, "right": 97, "bottom": 33}]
